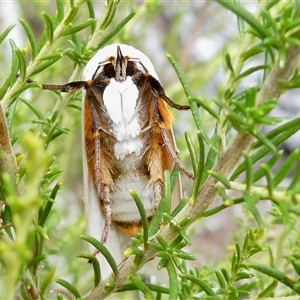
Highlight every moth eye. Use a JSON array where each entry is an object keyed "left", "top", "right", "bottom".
[
  {"left": 103, "top": 63, "right": 115, "bottom": 78},
  {"left": 126, "top": 61, "right": 135, "bottom": 76}
]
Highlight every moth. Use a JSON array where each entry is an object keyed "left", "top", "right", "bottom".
[{"left": 40, "top": 44, "right": 193, "bottom": 277}]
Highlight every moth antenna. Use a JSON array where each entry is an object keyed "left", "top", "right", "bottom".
[
  {"left": 92, "top": 60, "right": 111, "bottom": 80},
  {"left": 129, "top": 57, "right": 149, "bottom": 73}
]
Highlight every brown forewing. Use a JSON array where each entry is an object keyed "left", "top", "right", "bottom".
[{"left": 83, "top": 72, "right": 179, "bottom": 227}]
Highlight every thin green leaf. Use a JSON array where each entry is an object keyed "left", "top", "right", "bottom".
[
  {"left": 199, "top": 134, "right": 218, "bottom": 186},
  {"left": 98, "top": 10, "right": 136, "bottom": 50},
  {"left": 241, "top": 46, "right": 265, "bottom": 62},
  {"left": 9, "top": 39, "right": 19, "bottom": 87},
  {"left": 235, "top": 0, "right": 245, "bottom": 36},
  {"left": 192, "top": 132, "right": 205, "bottom": 199},
  {"left": 20, "top": 98, "right": 45, "bottom": 120},
  {"left": 235, "top": 272, "right": 253, "bottom": 281},
  {"left": 216, "top": 1, "right": 270, "bottom": 39},
  {"left": 173, "top": 250, "right": 195, "bottom": 260},
  {"left": 61, "top": 19, "right": 97, "bottom": 36},
  {"left": 0, "top": 24, "right": 15, "bottom": 44},
  {"left": 261, "top": 8, "right": 277, "bottom": 31},
  {"left": 129, "top": 189, "right": 148, "bottom": 248},
  {"left": 19, "top": 18, "right": 37, "bottom": 60},
  {"left": 55, "top": 278, "right": 81, "bottom": 298},
  {"left": 117, "top": 283, "right": 169, "bottom": 294},
  {"left": 278, "top": 201, "right": 293, "bottom": 230},
  {"left": 232, "top": 148, "right": 283, "bottom": 183},
  {"left": 292, "top": 1, "right": 300, "bottom": 19},
  {"left": 202, "top": 198, "right": 244, "bottom": 217},
  {"left": 42, "top": 12, "right": 54, "bottom": 44},
  {"left": 248, "top": 262, "right": 299, "bottom": 292},
  {"left": 208, "top": 170, "right": 231, "bottom": 188},
  {"left": 215, "top": 270, "right": 227, "bottom": 289},
  {"left": 221, "top": 267, "right": 230, "bottom": 283},
  {"left": 34, "top": 225, "right": 49, "bottom": 240},
  {"left": 10, "top": 82, "right": 42, "bottom": 100},
  {"left": 39, "top": 52, "right": 64, "bottom": 61},
  {"left": 39, "top": 182, "right": 61, "bottom": 227},
  {"left": 26, "top": 254, "right": 47, "bottom": 269},
  {"left": 56, "top": 293, "right": 63, "bottom": 300},
  {"left": 279, "top": 47, "right": 287, "bottom": 68},
  {"left": 166, "top": 259, "right": 179, "bottom": 300},
  {"left": 243, "top": 151, "right": 253, "bottom": 190},
  {"left": 261, "top": 163, "right": 274, "bottom": 197},
  {"left": 235, "top": 241, "right": 241, "bottom": 263},
  {"left": 56, "top": 0, "right": 64, "bottom": 22},
  {"left": 156, "top": 234, "right": 168, "bottom": 250},
  {"left": 185, "top": 132, "right": 197, "bottom": 176},
  {"left": 291, "top": 257, "right": 300, "bottom": 277},
  {"left": 257, "top": 279, "right": 278, "bottom": 298},
  {"left": 128, "top": 274, "right": 155, "bottom": 300},
  {"left": 0, "top": 76, "right": 12, "bottom": 101},
  {"left": 189, "top": 96, "right": 220, "bottom": 120},
  {"left": 86, "top": 0, "right": 96, "bottom": 33},
  {"left": 162, "top": 171, "right": 171, "bottom": 215},
  {"left": 36, "top": 28, "right": 48, "bottom": 55},
  {"left": 289, "top": 157, "right": 300, "bottom": 190},
  {"left": 100, "top": 0, "right": 119, "bottom": 30},
  {"left": 30, "top": 55, "right": 62, "bottom": 76},
  {"left": 264, "top": 0, "right": 280, "bottom": 10},
  {"left": 80, "top": 234, "right": 118, "bottom": 274},
  {"left": 184, "top": 274, "right": 217, "bottom": 296},
  {"left": 224, "top": 51, "right": 234, "bottom": 73},
  {"left": 235, "top": 65, "right": 270, "bottom": 81},
  {"left": 63, "top": 6, "right": 78, "bottom": 25},
  {"left": 273, "top": 149, "right": 299, "bottom": 186},
  {"left": 166, "top": 54, "right": 209, "bottom": 143},
  {"left": 248, "top": 204, "right": 265, "bottom": 230},
  {"left": 148, "top": 195, "right": 165, "bottom": 237},
  {"left": 2, "top": 204, "right": 13, "bottom": 239},
  {"left": 78, "top": 253, "right": 101, "bottom": 287},
  {"left": 40, "top": 265, "right": 57, "bottom": 296},
  {"left": 170, "top": 165, "right": 180, "bottom": 197}
]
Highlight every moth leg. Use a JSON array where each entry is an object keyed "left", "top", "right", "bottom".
[
  {"left": 100, "top": 185, "right": 112, "bottom": 244},
  {"left": 160, "top": 129, "right": 194, "bottom": 180},
  {"left": 91, "top": 185, "right": 111, "bottom": 258},
  {"left": 94, "top": 136, "right": 112, "bottom": 245},
  {"left": 154, "top": 181, "right": 162, "bottom": 208},
  {"left": 26, "top": 78, "right": 88, "bottom": 92},
  {"left": 162, "top": 95, "right": 191, "bottom": 110}
]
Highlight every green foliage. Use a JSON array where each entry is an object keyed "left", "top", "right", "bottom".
[{"left": 1, "top": 1, "right": 300, "bottom": 299}]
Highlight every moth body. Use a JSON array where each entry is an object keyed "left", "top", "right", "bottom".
[
  {"left": 40, "top": 44, "right": 192, "bottom": 279},
  {"left": 82, "top": 44, "right": 182, "bottom": 242}
]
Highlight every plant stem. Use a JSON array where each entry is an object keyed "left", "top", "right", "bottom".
[{"left": 86, "top": 44, "right": 300, "bottom": 300}]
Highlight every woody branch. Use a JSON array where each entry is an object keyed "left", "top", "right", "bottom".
[{"left": 86, "top": 45, "right": 300, "bottom": 300}]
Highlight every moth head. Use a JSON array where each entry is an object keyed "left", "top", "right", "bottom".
[
  {"left": 114, "top": 45, "right": 126, "bottom": 82},
  {"left": 82, "top": 44, "right": 160, "bottom": 82}
]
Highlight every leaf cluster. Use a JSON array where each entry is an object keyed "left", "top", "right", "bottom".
[{"left": 1, "top": 1, "right": 300, "bottom": 300}]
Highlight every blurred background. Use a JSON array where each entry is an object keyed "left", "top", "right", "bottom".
[{"left": 1, "top": 0, "right": 298, "bottom": 296}]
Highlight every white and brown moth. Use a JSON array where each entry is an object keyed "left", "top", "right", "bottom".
[{"left": 41, "top": 44, "right": 192, "bottom": 278}]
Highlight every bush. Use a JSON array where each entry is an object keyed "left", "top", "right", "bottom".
[{"left": 1, "top": 1, "right": 300, "bottom": 299}]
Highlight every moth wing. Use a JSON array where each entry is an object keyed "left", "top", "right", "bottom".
[
  {"left": 165, "top": 126, "right": 182, "bottom": 210},
  {"left": 82, "top": 93, "right": 131, "bottom": 279}
]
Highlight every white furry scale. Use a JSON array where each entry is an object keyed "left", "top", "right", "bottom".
[
  {"left": 103, "top": 77, "right": 143, "bottom": 160},
  {"left": 103, "top": 76, "right": 154, "bottom": 220}
]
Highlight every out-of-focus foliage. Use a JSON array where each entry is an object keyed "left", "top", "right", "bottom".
[{"left": 1, "top": 1, "right": 300, "bottom": 299}]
